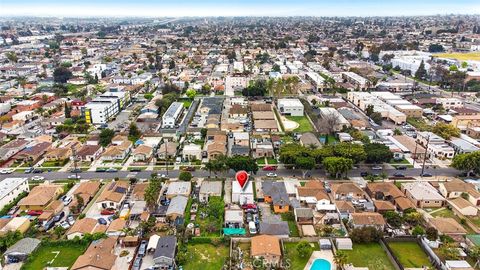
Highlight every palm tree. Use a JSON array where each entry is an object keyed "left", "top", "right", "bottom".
[{"left": 334, "top": 250, "right": 348, "bottom": 269}]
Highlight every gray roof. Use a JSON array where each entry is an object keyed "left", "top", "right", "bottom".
[
  {"left": 201, "top": 97, "right": 224, "bottom": 115},
  {"left": 166, "top": 196, "right": 188, "bottom": 216},
  {"left": 259, "top": 221, "right": 290, "bottom": 236},
  {"left": 4, "top": 238, "right": 41, "bottom": 255},
  {"left": 153, "top": 236, "right": 177, "bottom": 260},
  {"left": 300, "top": 133, "right": 321, "bottom": 148},
  {"left": 262, "top": 182, "right": 289, "bottom": 206},
  {"left": 294, "top": 208, "right": 314, "bottom": 218},
  {"left": 199, "top": 181, "right": 223, "bottom": 195},
  {"left": 231, "top": 144, "right": 250, "bottom": 156}
]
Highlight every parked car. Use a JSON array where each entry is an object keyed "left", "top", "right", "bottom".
[
  {"left": 421, "top": 173, "right": 433, "bottom": 177},
  {"left": 32, "top": 168, "right": 44, "bottom": 173},
  {"left": 106, "top": 168, "right": 118, "bottom": 173},
  {"left": 53, "top": 211, "right": 65, "bottom": 222},
  {"left": 95, "top": 168, "right": 106, "bottom": 172},
  {"left": 101, "top": 209, "right": 116, "bottom": 215},
  {"left": 371, "top": 166, "right": 383, "bottom": 170},
  {"left": 24, "top": 167, "right": 34, "bottom": 173},
  {"left": 98, "top": 218, "right": 108, "bottom": 225},
  {"left": 360, "top": 172, "right": 369, "bottom": 177},
  {"left": 266, "top": 172, "right": 277, "bottom": 177},
  {"left": 182, "top": 166, "right": 195, "bottom": 172},
  {"left": 262, "top": 166, "right": 277, "bottom": 171},
  {"left": 138, "top": 240, "right": 147, "bottom": 257},
  {"left": 68, "top": 175, "right": 81, "bottom": 179},
  {"left": 241, "top": 203, "right": 257, "bottom": 210},
  {"left": 27, "top": 210, "right": 43, "bottom": 216},
  {"left": 67, "top": 216, "right": 75, "bottom": 226},
  {"left": 393, "top": 173, "right": 405, "bottom": 178},
  {"left": 0, "top": 169, "right": 14, "bottom": 174},
  {"left": 70, "top": 168, "right": 82, "bottom": 173},
  {"left": 396, "top": 166, "right": 407, "bottom": 170},
  {"left": 62, "top": 196, "right": 72, "bottom": 205},
  {"left": 59, "top": 220, "right": 70, "bottom": 229},
  {"left": 129, "top": 168, "right": 142, "bottom": 172},
  {"left": 43, "top": 219, "right": 56, "bottom": 231},
  {"left": 7, "top": 206, "right": 19, "bottom": 216},
  {"left": 132, "top": 257, "right": 143, "bottom": 270},
  {"left": 31, "top": 176, "right": 45, "bottom": 181},
  {"left": 246, "top": 213, "right": 253, "bottom": 222}
]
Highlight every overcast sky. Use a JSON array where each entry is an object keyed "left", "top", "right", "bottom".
[{"left": 1, "top": 0, "right": 479, "bottom": 17}]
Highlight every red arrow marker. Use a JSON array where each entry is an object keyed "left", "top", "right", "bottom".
[{"left": 236, "top": 170, "right": 249, "bottom": 189}]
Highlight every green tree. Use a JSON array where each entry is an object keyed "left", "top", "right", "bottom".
[
  {"left": 334, "top": 251, "right": 348, "bottom": 268},
  {"left": 412, "top": 225, "right": 425, "bottom": 236},
  {"left": 296, "top": 241, "right": 312, "bottom": 258},
  {"left": 426, "top": 227, "right": 438, "bottom": 241},
  {"left": 439, "top": 242, "right": 460, "bottom": 260},
  {"left": 415, "top": 60, "right": 427, "bottom": 80},
  {"left": 451, "top": 151, "right": 480, "bottom": 176},
  {"left": 207, "top": 196, "right": 224, "bottom": 219},
  {"left": 432, "top": 122, "right": 460, "bottom": 139},
  {"left": 365, "top": 104, "right": 375, "bottom": 116},
  {"left": 226, "top": 156, "right": 259, "bottom": 174},
  {"left": 370, "top": 112, "right": 383, "bottom": 125},
  {"left": 186, "top": 88, "right": 197, "bottom": 99},
  {"left": 5, "top": 52, "right": 18, "bottom": 63},
  {"left": 53, "top": 66, "right": 73, "bottom": 83},
  {"left": 128, "top": 123, "right": 142, "bottom": 143},
  {"left": 333, "top": 143, "right": 366, "bottom": 164},
  {"left": 384, "top": 211, "right": 403, "bottom": 228},
  {"left": 350, "top": 227, "right": 383, "bottom": 243},
  {"left": 179, "top": 171, "right": 193, "bottom": 181},
  {"left": 295, "top": 156, "right": 315, "bottom": 178},
  {"left": 99, "top": 128, "right": 115, "bottom": 147},
  {"left": 322, "top": 157, "right": 353, "bottom": 179},
  {"left": 364, "top": 143, "right": 393, "bottom": 164},
  {"left": 144, "top": 177, "right": 161, "bottom": 210}
]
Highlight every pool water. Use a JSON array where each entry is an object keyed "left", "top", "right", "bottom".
[{"left": 310, "top": 258, "right": 332, "bottom": 270}]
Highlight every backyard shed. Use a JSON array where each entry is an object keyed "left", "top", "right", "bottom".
[
  {"left": 3, "top": 238, "right": 41, "bottom": 264},
  {"left": 336, "top": 238, "right": 353, "bottom": 250},
  {"left": 319, "top": 239, "right": 332, "bottom": 250}
]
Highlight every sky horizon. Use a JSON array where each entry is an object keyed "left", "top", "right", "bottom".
[{"left": 1, "top": 0, "right": 480, "bottom": 18}]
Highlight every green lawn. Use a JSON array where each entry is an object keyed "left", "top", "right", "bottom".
[
  {"left": 283, "top": 242, "right": 319, "bottom": 270},
  {"left": 183, "top": 243, "right": 229, "bottom": 270},
  {"left": 281, "top": 212, "right": 299, "bottom": 237},
  {"left": 285, "top": 116, "right": 314, "bottom": 133},
  {"left": 343, "top": 243, "right": 395, "bottom": 270},
  {"left": 267, "top": 157, "right": 278, "bottom": 164},
  {"left": 431, "top": 208, "right": 456, "bottom": 218},
  {"left": 388, "top": 241, "right": 432, "bottom": 268},
  {"left": 407, "top": 117, "right": 432, "bottom": 132},
  {"left": 195, "top": 197, "right": 224, "bottom": 237},
  {"left": 256, "top": 158, "right": 266, "bottom": 165},
  {"left": 22, "top": 241, "right": 88, "bottom": 270}
]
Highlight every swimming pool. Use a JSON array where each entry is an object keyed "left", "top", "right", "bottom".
[{"left": 310, "top": 258, "right": 332, "bottom": 270}]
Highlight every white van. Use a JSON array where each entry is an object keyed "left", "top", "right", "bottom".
[{"left": 248, "top": 221, "right": 257, "bottom": 235}]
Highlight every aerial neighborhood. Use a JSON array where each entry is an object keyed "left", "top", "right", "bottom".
[{"left": 0, "top": 13, "right": 479, "bottom": 270}]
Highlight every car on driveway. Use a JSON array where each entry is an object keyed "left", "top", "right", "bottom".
[
  {"left": 67, "top": 216, "right": 75, "bottom": 226},
  {"left": 27, "top": 210, "right": 43, "bottom": 216},
  {"left": 138, "top": 240, "right": 147, "bottom": 257},
  {"left": 101, "top": 209, "right": 116, "bottom": 215},
  {"left": 59, "top": 220, "right": 70, "bottom": 229},
  {"left": 53, "top": 211, "right": 65, "bottom": 222},
  {"left": 62, "top": 196, "right": 72, "bottom": 205},
  {"left": 266, "top": 173, "right": 277, "bottom": 177},
  {"left": 241, "top": 204, "right": 257, "bottom": 210},
  {"left": 98, "top": 218, "right": 108, "bottom": 225},
  {"left": 132, "top": 257, "right": 142, "bottom": 270}
]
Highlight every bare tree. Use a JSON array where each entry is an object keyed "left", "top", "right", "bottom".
[{"left": 317, "top": 112, "right": 341, "bottom": 135}]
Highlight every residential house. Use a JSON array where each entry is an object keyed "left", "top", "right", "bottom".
[
  {"left": 259, "top": 221, "right": 290, "bottom": 238},
  {"left": 75, "top": 144, "right": 103, "bottom": 162},
  {"left": 429, "top": 217, "right": 467, "bottom": 237},
  {"left": 17, "top": 184, "right": 63, "bottom": 211},
  {"left": 166, "top": 195, "right": 188, "bottom": 221},
  {"left": 95, "top": 181, "right": 129, "bottom": 210},
  {"left": 366, "top": 182, "right": 415, "bottom": 212},
  {"left": 229, "top": 104, "right": 248, "bottom": 118},
  {"left": 101, "top": 140, "right": 132, "bottom": 161},
  {"left": 449, "top": 197, "right": 478, "bottom": 216},
  {"left": 0, "top": 139, "right": 28, "bottom": 161},
  {"left": 199, "top": 181, "right": 223, "bottom": 203},
  {"left": 263, "top": 182, "right": 290, "bottom": 213},
  {"left": 251, "top": 235, "right": 282, "bottom": 265},
  {"left": 349, "top": 212, "right": 386, "bottom": 230},
  {"left": 277, "top": 99, "right": 304, "bottom": 116},
  {"left": 13, "top": 142, "right": 51, "bottom": 164},
  {"left": 71, "top": 237, "right": 118, "bottom": 270},
  {"left": 66, "top": 218, "right": 107, "bottom": 240},
  {"left": 252, "top": 141, "right": 274, "bottom": 158},
  {"left": 232, "top": 180, "right": 254, "bottom": 205},
  {"left": 133, "top": 144, "right": 153, "bottom": 162},
  {"left": 70, "top": 181, "right": 101, "bottom": 213},
  {"left": 0, "top": 178, "right": 29, "bottom": 210},
  {"left": 165, "top": 182, "right": 191, "bottom": 199},
  {"left": 182, "top": 144, "right": 202, "bottom": 161},
  {"left": 336, "top": 201, "right": 356, "bottom": 220},
  {"left": 153, "top": 236, "right": 177, "bottom": 269},
  {"left": 401, "top": 182, "right": 446, "bottom": 208},
  {"left": 106, "top": 219, "right": 126, "bottom": 237},
  {"left": 439, "top": 179, "right": 480, "bottom": 206},
  {"left": 296, "top": 181, "right": 330, "bottom": 207},
  {"left": 331, "top": 183, "right": 365, "bottom": 201},
  {"left": 157, "top": 141, "right": 177, "bottom": 160}
]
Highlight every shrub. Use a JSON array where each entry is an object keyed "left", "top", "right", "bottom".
[{"left": 350, "top": 227, "right": 383, "bottom": 243}]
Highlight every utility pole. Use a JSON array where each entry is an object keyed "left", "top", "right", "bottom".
[
  {"left": 412, "top": 140, "right": 419, "bottom": 168},
  {"left": 420, "top": 134, "right": 431, "bottom": 176},
  {"left": 71, "top": 146, "right": 78, "bottom": 179}
]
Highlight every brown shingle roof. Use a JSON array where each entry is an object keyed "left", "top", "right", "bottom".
[
  {"left": 251, "top": 235, "right": 281, "bottom": 257},
  {"left": 17, "top": 184, "right": 62, "bottom": 207},
  {"left": 429, "top": 217, "right": 467, "bottom": 235},
  {"left": 351, "top": 212, "right": 386, "bottom": 226},
  {"left": 71, "top": 237, "right": 118, "bottom": 270}
]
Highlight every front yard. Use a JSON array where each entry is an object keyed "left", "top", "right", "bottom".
[
  {"left": 342, "top": 243, "right": 395, "bottom": 270},
  {"left": 283, "top": 242, "right": 319, "bottom": 270},
  {"left": 388, "top": 241, "right": 432, "bottom": 268},
  {"left": 183, "top": 242, "right": 229, "bottom": 270},
  {"left": 22, "top": 241, "right": 89, "bottom": 270}
]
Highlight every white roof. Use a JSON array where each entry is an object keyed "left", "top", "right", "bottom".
[
  {"left": 232, "top": 180, "right": 253, "bottom": 194},
  {"left": 225, "top": 209, "right": 244, "bottom": 222},
  {"left": 278, "top": 98, "right": 303, "bottom": 107},
  {"left": 445, "top": 260, "right": 472, "bottom": 269},
  {"left": 147, "top": 234, "right": 161, "bottom": 250},
  {"left": 0, "top": 178, "right": 28, "bottom": 199}
]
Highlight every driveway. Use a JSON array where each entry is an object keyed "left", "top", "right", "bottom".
[{"left": 258, "top": 202, "right": 280, "bottom": 223}]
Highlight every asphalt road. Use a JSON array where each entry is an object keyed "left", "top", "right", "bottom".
[{"left": 0, "top": 167, "right": 461, "bottom": 181}]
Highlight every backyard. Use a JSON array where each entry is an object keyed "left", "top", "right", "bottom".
[
  {"left": 281, "top": 212, "right": 300, "bottom": 237},
  {"left": 195, "top": 196, "right": 224, "bottom": 237},
  {"left": 431, "top": 208, "right": 476, "bottom": 234},
  {"left": 22, "top": 241, "right": 88, "bottom": 270},
  {"left": 343, "top": 243, "right": 395, "bottom": 270},
  {"left": 283, "top": 242, "right": 319, "bottom": 270},
  {"left": 285, "top": 116, "right": 314, "bottom": 133},
  {"left": 183, "top": 242, "right": 229, "bottom": 270},
  {"left": 388, "top": 241, "right": 432, "bottom": 268}
]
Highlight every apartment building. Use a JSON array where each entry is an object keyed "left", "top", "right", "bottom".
[
  {"left": 162, "top": 102, "right": 184, "bottom": 128},
  {"left": 81, "top": 90, "right": 130, "bottom": 125},
  {"left": 417, "top": 132, "right": 455, "bottom": 159},
  {"left": 277, "top": 98, "right": 304, "bottom": 116},
  {"left": 0, "top": 178, "right": 29, "bottom": 210}
]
